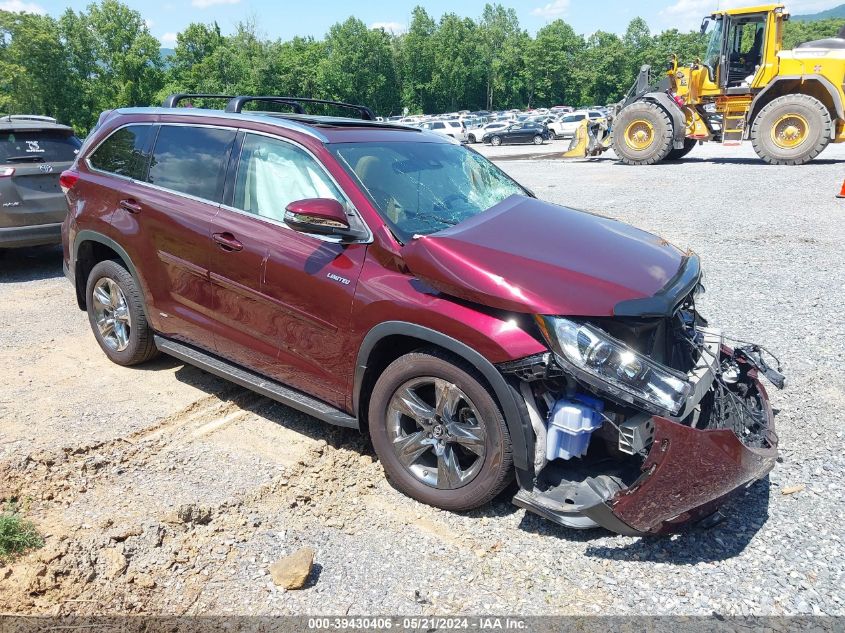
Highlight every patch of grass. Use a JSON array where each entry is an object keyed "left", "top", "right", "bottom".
[{"left": 0, "top": 502, "right": 43, "bottom": 562}]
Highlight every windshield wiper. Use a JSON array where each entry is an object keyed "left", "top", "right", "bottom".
[
  {"left": 432, "top": 216, "right": 459, "bottom": 226},
  {"left": 4, "top": 155, "right": 45, "bottom": 163}
]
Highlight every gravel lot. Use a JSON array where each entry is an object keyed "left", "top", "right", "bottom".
[{"left": 1, "top": 141, "right": 843, "bottom": 616}]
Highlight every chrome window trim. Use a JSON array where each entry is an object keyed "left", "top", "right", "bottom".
[
  {"left": 221, "top": 129, "right": 373, "bottom": 245},
  {"left": 137, "top": 180, "right": 226, "bottom": 208}
]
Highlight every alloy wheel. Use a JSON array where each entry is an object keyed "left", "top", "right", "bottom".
[
  {"left": 91, "top": 277, "right": 132, "bottom": 352},
  {"left": 386, "top": 377, "right": 486, "bottom": 490}
]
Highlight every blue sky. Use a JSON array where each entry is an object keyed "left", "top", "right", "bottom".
[{"left": 4, "top": 0, "right": 843, "bottom": 46}]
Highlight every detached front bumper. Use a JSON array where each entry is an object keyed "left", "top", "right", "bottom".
[
  {"left": 584, "top": 374, "right": 777, "bottom": 535},
  {"left": 511, "top": 351, "right": 779, "bottom": 536}
]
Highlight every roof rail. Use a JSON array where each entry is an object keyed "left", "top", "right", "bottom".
[
  {"left": 225, "top": 96, "right": 376, "bottom": 121},
  {"left": 2, "top": 114, "right": 58, "bottom": 123},
  {"left": 162, "top": 94, "right": 235, "bottom": 108}
]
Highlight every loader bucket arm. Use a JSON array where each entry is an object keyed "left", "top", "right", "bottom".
[{"left": 562, "top": 120, "right": 591, "bottom": 158}]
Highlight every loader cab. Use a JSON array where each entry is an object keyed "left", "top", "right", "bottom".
[{"left": 701, "top": 6, "right": 785, "bottom": 92}]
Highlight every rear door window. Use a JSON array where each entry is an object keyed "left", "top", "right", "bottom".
[
  {"left": 147, "top": 125, "right": 236, "bottom": 202},
  {"left": 88, "top": 125, "right": 153, "bottom": 179},
  {"left": 1, "top": 130, "right": 81, "bottom": 164}
]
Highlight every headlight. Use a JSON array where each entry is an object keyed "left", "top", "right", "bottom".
[{"left": 535, "top": 316, "right": 692, "bottom": 416}]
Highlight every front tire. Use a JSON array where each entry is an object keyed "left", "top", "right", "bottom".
[
  {"left": 533, "top": 135, "right": 544, "bottom": 145},
  {"left": 490, "top": 136, "right": 502, "bottom": 146},
  {"left": 368, "top": 350, "right": 513, "bottom": 511},
  {"left": 750, "top": 94, "right": 831, "bottom": 165},
  {"left": 85, "top": 260, "right": 158, "bottom": 366},
  {"left": 612, "top": 101, "right": 674, "bottom": 165}
]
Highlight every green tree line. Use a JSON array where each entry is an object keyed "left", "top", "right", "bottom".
[{"left": 1, "top": 0, "right": 843, "bottom": 133}]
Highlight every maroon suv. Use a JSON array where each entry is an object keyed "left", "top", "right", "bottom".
[{"left": 61, "top": 95, "right": 782, "bottom": 535}]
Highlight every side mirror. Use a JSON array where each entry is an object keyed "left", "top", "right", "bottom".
[{"left": 284, "top": 198, "right": 358, "bottom": 238}]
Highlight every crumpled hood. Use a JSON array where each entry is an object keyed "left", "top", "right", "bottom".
[{"left": 401, "top": 195, "right": 686, "bottom": 316}]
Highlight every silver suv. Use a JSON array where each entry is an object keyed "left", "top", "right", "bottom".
[{"left": 0, "top": 115, "right": 81, "bottom": 250}]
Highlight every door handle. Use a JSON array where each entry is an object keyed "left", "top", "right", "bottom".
[
  {"left": 212, "top": 232, "right": 243, "bottom": 252},
  {"left": 119, "top": 199, "right": 142, "bottom": 214}
]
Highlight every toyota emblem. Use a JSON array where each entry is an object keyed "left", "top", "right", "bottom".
[{"left": 39, "top": 164, "right": 54, "bottom": 174}]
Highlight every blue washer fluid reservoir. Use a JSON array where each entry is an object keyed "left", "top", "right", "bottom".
[{"left": 546, "top": 394, "right": 605, "bottom": 461}]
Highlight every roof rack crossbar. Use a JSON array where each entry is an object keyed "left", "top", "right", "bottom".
[
  {"left": 226, "top": 98, "right": 306, "bottom": 115},
  {"left": 225, "top": 96, "right": 375, "bottom": 120},
  {"left": 162, "top": 94, "right": 235, "bottom": 108}
]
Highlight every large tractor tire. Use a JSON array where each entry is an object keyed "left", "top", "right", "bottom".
[
  {"left": 750, "top": 94, "right": 831, "bottom": 165},
  {"left": 612, "top": 101, "right": 675, "bottom": 165},
  {"left": 666, "top": 138, "right": 697, "bottom": 161}
]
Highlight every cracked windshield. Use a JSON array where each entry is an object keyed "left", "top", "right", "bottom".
[{"left": 333, "top": 141, "right": 526, "bottom": 241}]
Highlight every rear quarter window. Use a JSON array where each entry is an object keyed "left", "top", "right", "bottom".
[
  {"left": 0, "top": 130, "right": 81, "bottom": 164},
  {"left": 147, "top": 125, "right": 236, "bottom": 202},
  {"left": 88, "top": 125, "right": 154, "bottom": 179}
]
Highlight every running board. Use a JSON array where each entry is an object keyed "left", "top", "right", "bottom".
[{"left": 154, "top": 335, "right": 358, "bottom": 429}]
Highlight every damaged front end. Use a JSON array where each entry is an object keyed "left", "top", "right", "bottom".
[{"left": 501, "top": 276, "right": 782, "bottom": 535}]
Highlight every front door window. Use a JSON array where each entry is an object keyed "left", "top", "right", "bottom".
[{"left": 233, "top": 134, "right": 343, "bottom": 222}]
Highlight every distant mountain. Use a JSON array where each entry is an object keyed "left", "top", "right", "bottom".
[
  {"left": 793, "top": 4, "right": 845, "bottom": 21},
  {"left": 160, "top": 48, "right": 175, "bottom": 59}
]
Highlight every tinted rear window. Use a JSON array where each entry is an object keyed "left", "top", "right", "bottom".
[
  {"left": 0, "top": 130, "right": 81, "bottom": 164},
  {"left": 88, "top": 125, "right": 153, "bottom": 179},
  {"left": 147, "top": 125, "right": 235, "bottom": 201}
]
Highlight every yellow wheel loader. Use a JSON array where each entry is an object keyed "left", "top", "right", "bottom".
[{"left": 606, "top": 4, "right": 845, "bottom": 165}]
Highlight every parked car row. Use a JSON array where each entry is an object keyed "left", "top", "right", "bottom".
[{"left": 380, "top": 105, "right": 613, "bottom": 147}]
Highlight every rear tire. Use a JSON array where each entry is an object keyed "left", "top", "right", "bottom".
[
  {"left": 85, "top": 260, "right": 159, "bottom": 366},
  {"left": 612, "top": 101, "right": 674, "bottom": 165},
  {"left": 666, "top": 138, "right": 697, "bottom": 161},
  {"left": 368, "top": 349, "right": 513, "bottom": 512},
  {"left": 750, "top": 94, "right": 831, "bottom": 165}
]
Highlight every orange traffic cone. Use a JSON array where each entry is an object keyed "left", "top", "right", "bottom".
[{"left": 838, "top": 178, "right": 845, "bottom": 198}]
